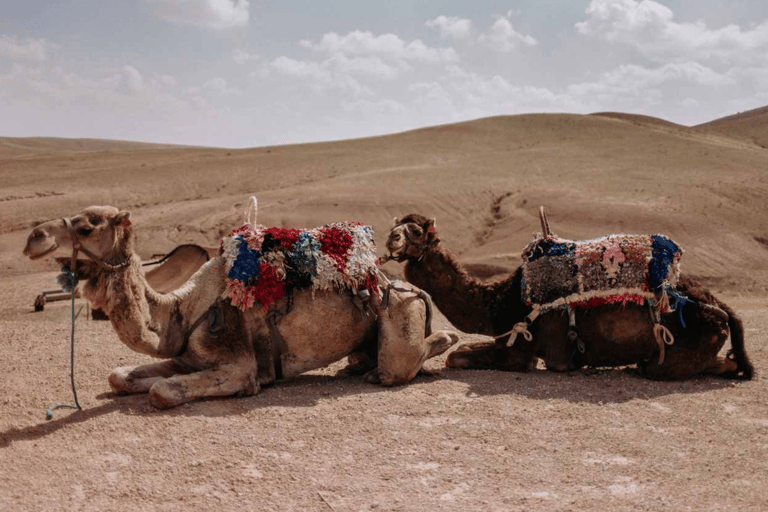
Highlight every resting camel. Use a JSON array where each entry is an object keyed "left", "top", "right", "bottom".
[
  {"left": 384, "top": 212, "right": 753, "bottom": 381},
  {"left": 23, "top": 202, "right": 459, "bottom": 409}
]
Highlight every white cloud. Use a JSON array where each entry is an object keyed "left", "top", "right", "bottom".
[
  {"left": 300, "top": 30, "right": 459, "bottom": 64},
  {"left": 186, "top": 76, "right": 241, "bottom": 96},
  {"left": 425, "top": 16, "right": 473, "bottom": 40},
  {"left": 232, "top": 48, "right": 258, "bottom": 64},
  {"left": 478, "top": 15, "right": 537, "bottom": 52},
  {"left": 268, "top": 56, "right": 372, "bottom": 97},
  {"left": 0, "top": 35, "right": 53, "bottom": 62},
  {"left": 576, "top": 0, "right": 768, "bottom": 63},
  {"left": 327, "top": 53, "right": 404, "bottom": 80},
  {"left": 123, "top": 65, "right": 145, "bottom": 93},
  {"left": 143, "top": 0, "right": 249, "bottom": 29}
]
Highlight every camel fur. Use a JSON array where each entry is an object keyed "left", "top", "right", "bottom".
[
  {"left": 23, "top": 204, "right": 459, "bottom": 409},
  {"left": 384, "top": 213, "right": 754, "bottom": 381}
]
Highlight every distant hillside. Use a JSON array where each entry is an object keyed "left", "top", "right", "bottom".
[
  {"left": 590, "top": 112, "right": 685, "bottom": 130},
  {"left": 693, "top": 105, "right": 768, "bottom": 149},
  {"left": 0, "top": 136, "right": 193, "bottom": 158},
  {"left": 2, "top": 113, "right": 768, "bottom": 292}
]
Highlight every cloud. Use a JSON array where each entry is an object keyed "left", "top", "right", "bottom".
[
  {"left": 425, "top": 16, "right": 473, "bottom": 40},
  {"left": 300, "top": 30, "right": 459, "bottom": 64},
  {"left": 186, "top": 76, "right": 241, "bottom": 96},
  {"left": 565, "top": 62, "right": 734, "bottom": 113},
  {"left": 143, "top": 0, "right": 249, "bottom": 29},
  {"left": 268, "top": 56, "right": 373, "bottom": 97},
  {"left": 123, "top": 65, "right": 145, "bottom": 93},
  {"left": 232, "top": 48, "right": 258, "bottom": 64},
  {"left": 478, "top": 15, "right": 537, "bottom": 52},
  {"left": 0, "top": 35, "right": 53, "bottom": 62},
  {"left": 576, "top": 0, "right": 768, "bottom": 63}
]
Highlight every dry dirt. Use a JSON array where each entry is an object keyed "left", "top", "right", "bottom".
[{"left": 1, "top": 113, "right": 767, "bottom": 511}]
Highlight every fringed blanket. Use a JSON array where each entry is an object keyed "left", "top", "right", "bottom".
[
  {"left": 220, "top": 222, "right": 380, "bottom": 311},
  {"left": 521, "top": 233, "right": 683, "bottom": 312}
]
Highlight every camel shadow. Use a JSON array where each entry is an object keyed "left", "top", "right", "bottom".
[
  {"left": 0, "top": 395, "right": 151, "bottom": 448},
  {"left": 159, "top": 370, "right": 445, "bottom": 418},
  {"left": 442, "top": 365, "right": 744, "bottom": 405}
]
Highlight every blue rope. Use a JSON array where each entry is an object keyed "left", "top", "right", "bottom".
[
  {"left": 667, "top": 286, "right": 694, "bottom": 329},
  {"left": 46, "top": 267, "right": 82, "bottom": 420}
]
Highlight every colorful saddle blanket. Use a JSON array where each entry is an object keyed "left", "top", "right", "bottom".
[
  {"left": 221, "top": 222, "right": 380, "bottom": 311},
  {"left": 520, "top": 233, "right": 683, "bottom": 311}
]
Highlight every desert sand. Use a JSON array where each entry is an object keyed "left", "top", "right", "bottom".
[{"left": 1, "top": 110, "right": 767, "bottom": 511}]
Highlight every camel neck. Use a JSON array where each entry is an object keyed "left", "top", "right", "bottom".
[
  {"left": 403, "top": 243, "right": 497, "bottom": 335},
  {"left": 83, "top": 256, "right": 180, "bottom": 358}
]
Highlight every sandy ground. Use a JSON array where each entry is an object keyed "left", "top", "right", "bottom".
[
  {"left": 2, "top": 112, "right": 768, "bottom": 511},
  {"left": 0, "top": 270, "right": 766, "bottom": 512}
]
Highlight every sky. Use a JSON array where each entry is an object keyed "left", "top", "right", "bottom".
[{"left": 1, "top": 0, "right": 767, "bottom": 148}]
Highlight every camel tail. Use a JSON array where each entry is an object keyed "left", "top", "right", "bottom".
[{"left": 718, "top": 301, "right": 754, "bottom": 380}]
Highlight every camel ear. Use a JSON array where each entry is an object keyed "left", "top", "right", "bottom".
[
  {"left": 114, "top": 211, "right": 132, "bottom": 228},
  {"left": 392, "top": 217, "right": 399, "bottom": 227},
  {"left": 427, "top": 218, "right": 436, "bottom": 228}
]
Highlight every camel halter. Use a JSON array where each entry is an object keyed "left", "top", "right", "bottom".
[
  {"left": 63, "top": 217, "right": 131, "bottom": 274},
  {"left": 384, "top": 222, "right": 435, "bottom": 263}
]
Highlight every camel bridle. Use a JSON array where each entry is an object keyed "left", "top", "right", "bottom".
[
  {"left": 385, "top": 222, "right": 435, "bottom": 263},
  {"left": 63, "top": 217, "right": 131, "bottom": 275}
]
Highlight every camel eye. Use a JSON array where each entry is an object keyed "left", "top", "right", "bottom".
[
  {"left": 412, "top": 228, "right": 423, "bottom": 237},
  {"left": 88, "top": 216, "right": 101, "bottom": 226}
]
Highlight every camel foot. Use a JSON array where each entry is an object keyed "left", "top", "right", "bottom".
[
  {"left": 338, "top": 351, "right": 377, "bottom": 378},
  {"left": 363, "top": 369, "right": 382, "bottom": 385},
  {"left": 446, "top": 341, "right": 536, "bottom": 372}
]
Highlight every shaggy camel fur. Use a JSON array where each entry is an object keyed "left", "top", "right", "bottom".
[
  {"left": 384, "top": 213, "right": 754, "bottom": 381},
  {"left": 23, "top": 205, "right": 458, "bottom": 409}
]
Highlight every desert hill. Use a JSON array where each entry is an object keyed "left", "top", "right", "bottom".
[
  {"left": 2, "top": 112, "right": 767, "bottom": 293},
  {"left": 693, "top": 104, "right": 768, "bottom": 149}
]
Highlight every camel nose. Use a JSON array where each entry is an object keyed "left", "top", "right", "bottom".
[{"left": 23, "top": 228, "right": 44, "bottom": 255}]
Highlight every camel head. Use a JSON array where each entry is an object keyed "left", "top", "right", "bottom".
[
  {"left": 385, "top": 213, "right": 438, "bottom": 263},
  {"left": 24, "top": 205, "right": 134, "bottom": 269}
]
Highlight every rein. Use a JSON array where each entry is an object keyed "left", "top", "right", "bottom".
[{"left": 63, "top": 218, "right": 131, "bottom": 274}]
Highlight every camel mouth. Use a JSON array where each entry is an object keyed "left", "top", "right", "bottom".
[
  {"left": 382, "top": 251, "right": 407, "bottom": 263},
  {"left": 26, "top": 242, "right": 59, "bottom": 260}
]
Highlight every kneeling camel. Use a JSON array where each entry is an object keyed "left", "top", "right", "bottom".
[
  {"left": 384, "top": 212, "right": 753, "bottom": 381},
  {"left": 24, "top": 203, "right": 459, "bottom": 409}
]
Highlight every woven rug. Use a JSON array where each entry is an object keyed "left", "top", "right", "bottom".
[
  {"left": 220, "top": 222, "right": 380, "bottom": 311},
  {"left": 521, "top": 233, "right": 683, "bottom": 312}
]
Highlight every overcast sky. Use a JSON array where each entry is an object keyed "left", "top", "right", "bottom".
[{"left": 1, "top": 0, "right": 766, "bottom": 148}]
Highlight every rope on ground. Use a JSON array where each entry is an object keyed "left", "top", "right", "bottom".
[{"left": 45, "top": 267, "right": 82, "bottom": 420}]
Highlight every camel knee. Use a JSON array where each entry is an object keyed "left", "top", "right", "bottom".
[
  {"left": 148, "top": 380, "right": 189, "bottom": 410},
  {"left": 109, "top": 366, "right": 160, "bottom": 395}
]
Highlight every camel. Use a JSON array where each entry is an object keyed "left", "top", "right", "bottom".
[
  {"left": 23, "top": 201, "right": 459, "bottom": 409},
  {"left": 383, "top": 212, "right": 754, "bottom": 381}
]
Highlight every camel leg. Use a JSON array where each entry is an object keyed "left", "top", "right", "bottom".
[
  {"left": 446, "top": 334, "right": 538, "bottom": 372},
  {"left": 643, "top": 311, "right": 730, "bottom": 380},
  {"left": 148, "top": 359, "right": 258, "bottom": 409},
  {"left": 372, "top": 289, "right": 459, "bottom": 386},
  {"left": 535, "top": 309, "right": 573, "bottom": 372},
  {"left": 109, "top": 359, "right": 191, "bottom": 395}
]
